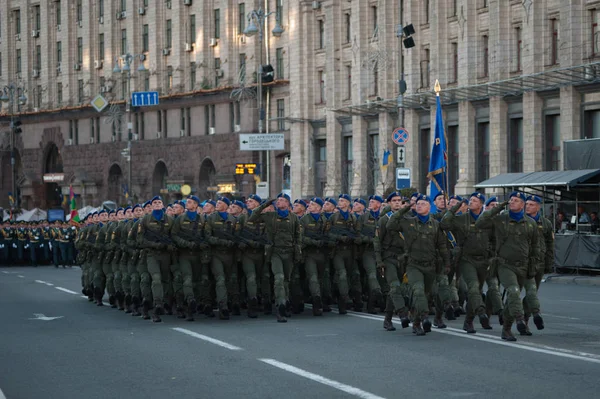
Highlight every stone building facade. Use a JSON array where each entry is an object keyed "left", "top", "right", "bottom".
[{"left": 3, "top": 0, "right": 600, "bottom": 211}]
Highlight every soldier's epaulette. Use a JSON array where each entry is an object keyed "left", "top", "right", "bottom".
[{"left": 386, "top": 211, "right": 394, "bottom": 218}]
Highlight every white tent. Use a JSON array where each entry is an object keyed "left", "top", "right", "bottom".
[{"left": 16, "top": 208, "right": 48, "bottom": 221}]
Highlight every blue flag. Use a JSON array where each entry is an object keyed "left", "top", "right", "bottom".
[{"left": 427, "top": 95, "right": 447, "bottom": 212}]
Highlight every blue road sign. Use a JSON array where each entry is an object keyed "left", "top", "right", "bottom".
[
  {"left": 392, "top": 127, "right": 410, "bottom": 145},
  {"left": 396, "top": 167, "right": 411, "bottom": 190},
  {"left": 131, "top": 91, "right": 159, "bottom": 107}
]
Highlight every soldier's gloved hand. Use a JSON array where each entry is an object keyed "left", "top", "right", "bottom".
[
  {"left": 354, "top": 237, "right": 363, "bottom": 245},
  {"left": 238, "top": 243, "right": 248, "bottom": 250},
  {"left": 377, "top": 261, "right": 385, "bottom": 277}
]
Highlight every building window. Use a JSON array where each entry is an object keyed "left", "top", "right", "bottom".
[
  {"left": 16, "top": 49, "right": 22, "bottom": 74},
  {"left": 316, "top": 139, "right": 327, "bottom": 161},
  {"left": 56, "top": 2, "right": 61, "bottom": 26},
  {"left": 482, "top": 35, "right": 489, "bottom": 78},
  {"left": 214, "top": 9, "right": 221, "bottom": 39},
  {"left": 481, "top": 0, "right": 488, "bottom": 8},
  {"left": 420, "top": 48, "right": 430, "bottom": 88},
  {"left": 371, "top": 62, "right": 378, "bottom": 96},
  {"left": 343, "top": 135, "right": 353, "bottom": 193},
  {"left": 276, "top": 99, "right": 285, "bottom": 131},
  {"left": 235, "top": 101, "right": 241, "bottom": 126},
  {"left": 419, "top": 128, "right": 431, "bottom": 192},
  {"left": 70, "top": 120, "right": 79, "bottom": 145},
  {"left": 166, "top": 20, "right": 172, "bottom": 48},
  {"left": 121, "top": 29, "right": 127, "bottom": 55},
  {"left": 210, "top": 105, "right": 216, "bottom": 129},
  {"left": 157, "top": 110, "right": 162, "bottom": 134},
  {"left": 190, "top": 62, "right": 196, "bottom": 90},
  {"left": 77, "top": 0, "right": 83, "bottom": 22},
  {"left": 15, "top": 9, "right": 21, "bottom": 35},
  {"left": 186, "top": 108, "right": 191, "bottom": 136},
  {"left": 346, "top": 65, "right": 352, "bottom": 100},
  {"left": 229, "top": 103, "right": 235, "bottom": 132},
  {"left": 167, "top": 66, "right": 173, "bottom": 91},
  {"left": 452, "top": 0, "right": 458, "bottom": 17},
  {"left": 98, "top": 0, "right": 104, "bottom": 17},
  {"left": 238, "top": 3, "right": 245, "bottom": 34},
  {"left": 190, "top": 15, "right": 196, "bottom": 43},
  {"left": 162, "top": 110, "right": 168, "bottom": 137},
  {"left": 139, "top": 113, "right": 145, "bottom": 140},
  {"left": 372, "top": 6, "right": 378, "bottom": 37},
  {"left": 214, "top": 57, "right": 221, "bottom": 87},
  {"left": 121, "top": 79, "right": 127, "bottom": 100},
  {"left": 318, "top": 20, "right": 325, "bottom": 49},
  {"left": 35, "top": 85, "right": 42, "bottom": 108},
  {"left": 77, "top": 37, "right": 83, "bottom": 64},
  {"left": 477, "top": 122, "right": 490, "bottom": 182},
  {"left": 447, "top": 125, "right": 459, "bottom": 193},
  {"left": 0, "top": 53, "right": 3, "bottom": 77},
  {"left": 204, "top": 105, "right": 210, "bottom": 135},
  {"left": 369, "top": 133, "right": 380, "bottom": 193},
  {"left": 276, "top": 0, "right": 283, "bottom": 25},
  {"left": 276, "top": 48, "right": 284, "bottom": 79},
  {"left": 509, "top": 118, "right": 524, "bottom": 173},
  {"left": 57, "top": 82, "right": 63, "bottom": 105},
  {"left": 144, "top": 75, "right": 150, "bottom": 91},
  {"left": 318, "top": 71, "right": 326, "bottom": 103},
  {"left": 34, "top": 6, "right": 41, "bottom": 31},
  {"left": 120, "top": 0, "right": 126, "bottom": 12},
  {"left": 35, "top": 45, "right": 41, "bottom": 70},
  {"left": 592, "top": 10, "right": 599, "bottom": 57},
  {"left": 345, "top": 13, "right": 351, "bottom": 43},
  {"left": 180, "top": 108, "right": 186, "bottom": 133},
  {"left": 424, "top": 0, "right": 430, "bottom": 24},
  {"left": 98, "top": 34, "right": 104, "bottom": 60},
  {"left": 239, "top": 53, "right": 246, "bottom": 83},
  {"left": 78, "top": 80, "right": 84, "bottom": 104},
  {"left": 142, "top": 25, "right": 149, "bottom": 52},
  {"left": 515, "top": 27, "right": 522, "bottom": 71},
  {"left": 584, "top": 109, "right": 600, "bottom": 139},
  {"left": 450, "top": 42, "right": 458, "bottom": 83},
  {"left": 551, "top": 18, "right": 559, "bottom": 65},
  {"left": 545, "top": 114, "right": 561, "bottom": 171}
]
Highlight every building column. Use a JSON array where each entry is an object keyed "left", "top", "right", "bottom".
[
  {"left": 351, "top": 116, "right": 368, "bottom": 197},
  {"left": 404, "top": 109, "right": 420, "bottom": 192},
  {"left": 455, "top": 101, "right": 476, "bottom": 195},
  {"left": 378, "top": 112, "right": 397, "bottom": 195},
  {"left": 560, "top": 86, "right": 582, "bottom": 143},
  {"left": 489, "top": 97, "right": 508, "bottom": 188},
  {"left": 523, "top": 91, "right": 544, "bottom": 172}
]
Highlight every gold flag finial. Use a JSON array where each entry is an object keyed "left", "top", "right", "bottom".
[{"left": 434, "top": 79, "right": 441, "bottom": 96}]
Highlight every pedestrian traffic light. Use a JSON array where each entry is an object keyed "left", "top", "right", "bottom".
[
  {"left": 261, "top": 64, "right": 274, "bottom": 83},
  {"left": 11, "top": 120, "right": 22, "bottom": 134}
]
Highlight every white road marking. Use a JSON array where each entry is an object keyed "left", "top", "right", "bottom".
[
  {"left": 55, "top": 287, "right": 78, "bottom": 295},
  {"left": 560, "top": 299, "right": 600, "bottom": 305},
  {"left": 259, "top": 358, "right": 386, "bottom": 399},
  {"left": 1, "top": 271, "right": 9, "bottom": 274},
  {"left": 0, "top": 386, "right": 6, "bottom": 399},
  {"left": 172, "top": 327, "right": 243, "bottom": 351},
  {"left": 305, "top": 333, "right": 338, "bottom": 337},
  {"left": 544, "top": 314, "right": 580, "bottom": 321},
  {"left": 34, "top": 280, "right": 54, "bottom": 286},
  {"left": 307, "top": 305, "right": 600, "bottom": 365},
  {"left": 17, "top": 275, "right": 24, "bottom": 278},
  {"left": 28, "top": 313, "right": 64, "bottom": 321}
]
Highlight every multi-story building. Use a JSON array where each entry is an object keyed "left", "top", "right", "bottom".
[
  {"left": 0, "top": 0, "right": 291, "bottom": 209},
  {"left": 3, "top": 0, "right": 600, "bottom": 211}
]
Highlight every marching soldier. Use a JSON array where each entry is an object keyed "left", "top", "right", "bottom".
[
  {"left": 358, "top": 195, "right": 384, "bottom": 314},
  {"left": 169, "top": 200, "right": 186, "bottom": 318},
  {"left": 102, "top": 211, "right": 119, "bottom": 307},
  {"left": 118, "top": 206, "right": 134, "bottom": 312},
  {"left": 109, "top": 208, "right": 127, "bottom": 310},
  {"left": 352, "top": 198, "right": 366, "bottom": 217},
  {"left": 28, "top": 221, "right": 42, "bottom": 267},
  {"left": 292, "top": 199, "right": 307, "bottom": 219},
  {"left": 522, "top": 195, "right": 554, "bottom": 335},
  {"left": 92, "top": 210, "right": 110, "bottom": 305},
  {"left": 475, "top": 192, "right": 539, "bottom": 342},
  {"left": 248, "top": 193, "right": 302, "bottom": 322},
  {"left": 483, "top": 196, "right": 503, "bottom": 322},
  {"left": 127, "top": 204, "right": 147, "bottom": 316}
]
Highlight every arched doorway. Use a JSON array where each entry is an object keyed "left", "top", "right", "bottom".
[
  {"left": 152, "top": 161, "right": 168, "bottom": 196},
  {"left": 198, "top": 158, "right": 216, "bottom": 199},
  {"left": 107, "top": 164, "right": 123, "bottom": 205},
  {"left": 44, "top": 143, "right": 64, "bottom": 208}
]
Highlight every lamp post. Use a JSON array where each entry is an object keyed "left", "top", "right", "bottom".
[
  {"left": 243, "top": 6, "right": 284, "bottom": 194},
  {"left": 1, "top": 84, "right": 27, "bottom": 217},
  {"left": 113, "top": 54, "right": 146, "bottom": 204}
]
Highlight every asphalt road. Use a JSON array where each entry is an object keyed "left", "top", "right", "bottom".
[{"left": 1, "top": 266, "right": 600, "bottom": 399}]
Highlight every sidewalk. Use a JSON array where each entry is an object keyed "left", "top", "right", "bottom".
[{"left": 544, "top": 274, "right": 600, "bottom": 287}]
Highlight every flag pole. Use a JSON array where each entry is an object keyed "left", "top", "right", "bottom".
[{"left": 434, "top": 80, "right": 449, "bottom": 205}]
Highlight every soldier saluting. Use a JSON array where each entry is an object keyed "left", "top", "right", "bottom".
[{"left": 475, "top": 192, "right": 539, "bottom": 342}]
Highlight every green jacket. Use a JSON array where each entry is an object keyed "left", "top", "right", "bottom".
[
  {"left": 300, "top": 213, "right": 328, "bottom": 250},
  {"left": 440, "top": 203, "right": 492, "bottom": 259},
  {"left": 205, "top": 212, "right": 238, "bottom": 249},
  {"left": 374, "top": 210, "right": 406, "bottom": 263},
  {"left": 248, "top": 202, "right": 301, "bottom": 253},
  {"left": 327, "top": 211, "right": 358, "bottom": 246},
  {"left": 137, "top": 213, "right": 174, "bottom": 250},
  {"left": 358, "top": 211, "right": 379, "bottom": 248},
  {"left": 238, "top": 212, "right": 267, "bottom": 249},
  {"left": 528, "top": 214, "right": 554, "bottom": 269},
  {"left": 171, "top": 212, "right": 206, "bottom": 250}
]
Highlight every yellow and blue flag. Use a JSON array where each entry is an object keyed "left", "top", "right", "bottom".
[{"left": 427, "top": 95, "right": 447, "bottom": 212}]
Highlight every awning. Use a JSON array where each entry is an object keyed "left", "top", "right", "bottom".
[{"left": 475, "top": 169, "right": 600, "bottom": 189}]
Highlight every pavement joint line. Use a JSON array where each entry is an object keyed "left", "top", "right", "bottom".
[
  {"left": 306, "top": 305, "right": 600, "bottom": 364},
  {"left": 55, "top": 287, "right": 78, "bottom": 295},
  {"left": 34, "top": 280, "right": 53, "bottom": 286},
  {"left": 560, "top": 299, "right": 600, "bottom": 305},
  {"left": 258, "top": 358, "right": 387, "bottom": 399},
  {"left": 172, "top": 327, "right": 243, "bottom": 351}
]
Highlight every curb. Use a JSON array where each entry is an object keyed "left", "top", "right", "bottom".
[{"left": 543, "top": 274, "right": 600, "bottom": 287}]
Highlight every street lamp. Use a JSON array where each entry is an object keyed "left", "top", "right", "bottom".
[
  {"left": 243, "top": 8, "right": 283, "bottom": 194},
  {"left": 114, "top": 53, "right": 146, "bottom": 204},
  {"left": 1, "top": 83, "right": 27, "bottom": 217}
]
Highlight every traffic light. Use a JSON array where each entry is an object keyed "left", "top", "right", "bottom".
[
  {"left": 261, "top": 64, "right": 274, "bottom": 83},
  {"left": 11, "top": 120, "right": 22, "bottom": 134}
]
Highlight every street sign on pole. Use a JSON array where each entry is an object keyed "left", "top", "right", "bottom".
[
  {"left": 396, "top": 168, "right": 411, "bottom": 190},
  {"left": 397, "top": 146, "right": 405, "bottom": 164},
  {"left": 239, "top": 133, "right": 285, "bottom": 151},
  {"left": 91, "top": 95, "right": 109, "bottom": 112},
  {"left": 392, "top": 127, "right": 410, "bottom": 145},
  {"left": 131, "top": 91, "right": 159, "bottom": 107}
]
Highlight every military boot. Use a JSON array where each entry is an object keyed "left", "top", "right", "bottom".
[
  {"left": 186, "top": 299, "right": 196, "bottom": 322},
  {"left": 516, "top": 318, "right": 528, "bottom": 335},
  {"left": 218, "top": 302, "right": 230, "bottom": 320},
  {"left": 291, "top": 296, "right": 304, "bottom": 314},
  {"left": 463, "top": 318, "right": 476, "bottom": 334},
  {"left": 412, "top": 321, "right": 426, "bottom": 336},
  {"left": 232, "top": 302, "right": 242, "bottom": 316},
  {"left": 501, "top": 325, "right": 517, "bottom": 342},
  {"left": 352, "top": 291, "right": 363, "bottom": 312},
  {"left": 124, "top": 294, "right": 133, "bottom": 314},
  {"left": 247, "top": 297, "right": 258, "bottom": 319},
  {"left": 203, "top": 304, "right": 215, "bottom": 318},
  {"left": 322, "top": 296, "right": 332, "bottom": 312},
  {"left": 141, "top": 300, "right": 151, "bottom": 320},
  {"left": 152, "top": 305, "right": 163, "bottom": 323},
  {"left": 479, "top": 313, "right": 492, "bottom": 330},
  {"left": 422, "top": 317, "right": 432, "bottom": 333},
  {"left": 383, "top": 311, "right": 396, "bottom": 331},
  {"left": 277, "top": 304, "right": 288, "bottom": 323},
  {"left": 367, "top": 291, "right": 381, "bottom": 314},
  {"left": 338, "top": 296, "right": 349, "bottom": 315},
  {"left": 397, "top": 309, "right": 410, "bottom": 328},
  {"left": 176, "top": 306, "right": 186, "bottom": 319},
  {"left": 312, "top": 296, "right": 323, "bottom": 316},
  {"left": 131, "top": 297, "right": 141, "bottom": 317},
  {"left": 108, "top": 295, "right": 117, "bottom": 308},
  {"left": 117, "top": 292, "right": 126, "bottom": 311},
  {"left": 520, "top": 317, "right": 533, "bottom": 336},
  {"left": 533, "top": 313, "right": 545, "bottom": 330},
  {"left": 445, "top": 304, "right": 456, "bottom": 321},
  {"left": 263, "top": 298, "right": 273, "bottom": 315},
  {"left": 94, "top": 287, "right": 104, "bottom": 306},
  {"left": 498, "top": 312, "right": 504, "bottom": 326},
  {"left": 163, "top": 301, "right": 173, "bottom": 316},
  {"left": 434, "top": 310, "right": 447, "bottom": 329}
]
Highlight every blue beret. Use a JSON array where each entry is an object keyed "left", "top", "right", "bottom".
[
  {"left": 509, "top": 191, "right": 527, "bottom": 202},
  {"left": 98, "top": 210, "right": 107, "bottom": 215},
  {"left": 187, "top": 195, "right": 201, "bottom": 204},
  {"left": 116, "top": 208, "right": 125, "bottom": 214},
  {"left": 248, "top": 194, "right": 262, "bottom": 203},
  {"left": 173, "top": 200, "right": 185, "bottom": 207},
  {"left": 167, "top": 204, "right": 174, "bottom": 209},
  {"left": 434, "top": 191, "right": 445, "bottom": 200},
  {"left": 338, "top": 194, "right": 351, "bottom": 202},
  {"left": 470, "top": 192, "right": 486, "bottom": 203},
  {"left": 311, "top": 197, "right": 324, "bottom": 207},
  {"left": 143, "top": 201, "right": 152, "bottom": 208},
  {"left": 485, "top": 196, "right": 497, "bottom": 206},
  {"left": 324, "top": 197, "right": 338, "bottom": 207},
  {"left": 109, "top": 210, "right": 117, "bottom": 215},
  {"left": 151, "top": 195, "right": 163, "bottom": 203},
  {"left": 410, "top": 192, "right": 420, "bottom": 199},
  {"left": 277, "top": 192, "right": 291, "bottom": 203},
  {"left": 260, "top": 199, "right": 268, "bottom": 205},
  {"left": 449, "top": 195, "right": 463, "bottom": 202},
  {"left": 124, "top": 206, "right": 132, "bottom": 212},
  {"left": 526, "top": 195, "right": 542, "bottom": 204},
  {"left": 218, "top": 197, "right": 231, "bottom": 206},
  {"left": 387, "top": 191, "right": 403, "bottom": 202},
  {"left": 206, "top": 200, "right": 217, "bottom": 207},
  {"left": 294, "top": 199, "right": 308, "bottom": 208},
  {"left": 369, "top": 195, "right": 384, "bottom": 203},
  {"left": 354, "top": 198, "right": 367, "bottom": 207},
  {"left": 133, "top": 204, "right": 142, "bottom": 211},
  {"left": 232, "top": 200, "right": 246, "bottom": 209},
  {"left": 417, "top": 194, "right": 431, "bottom": 203}
]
